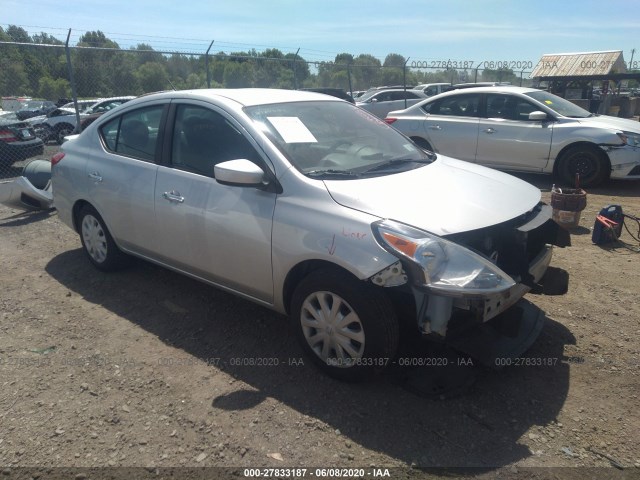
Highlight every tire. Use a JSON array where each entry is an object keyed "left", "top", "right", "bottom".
[
  {"left": 411, "top": 137, "right": 434, "bottom": 152},
  {"left": 54, "top": 124, "right": 74, "bottom": 145},
  {"left": 290, "top": 269, "right": 399, "bottom": 381},
  {"left": 77, "top": 205, "right": 130, "bottom": 271},
  {"left": 555, "top": 146, "right": 609, "bottom": 188}
]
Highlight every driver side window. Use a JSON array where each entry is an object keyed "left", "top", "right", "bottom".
[{"left": 171, "top": 105, "right": 260, "bottom": 178}]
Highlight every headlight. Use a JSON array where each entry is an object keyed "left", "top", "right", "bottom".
[
  {"left": 617, "top": 131, "right": 640, "bottom": 147},
  {"left": 372, "top": 219, "right": 516, "bottom": 295}
]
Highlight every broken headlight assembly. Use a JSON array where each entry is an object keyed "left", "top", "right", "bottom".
[
  {"left": 372, "top": 219, "right": 516, "bottom": 296},
  {"left": 617, "top": 131, "right": 640, "bottom": 147}
]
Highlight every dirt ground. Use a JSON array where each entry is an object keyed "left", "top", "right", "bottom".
[{"left": 0, "top": 170, "right": 639, "bottom": 480}]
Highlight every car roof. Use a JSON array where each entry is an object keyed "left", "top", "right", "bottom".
[
  {"left": 125, "top": 88, "right": 341, "bottom": 108},
  {"left": 433, "top": 86, "right": 538, "bottom": 96}
]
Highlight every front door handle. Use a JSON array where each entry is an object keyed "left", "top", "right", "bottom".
[
  {"left": 162, "top": 191, "right": 185, "bottom": 203},
  {"left": 483, "top": 128, "right": 496, "bottom": 134},
  {"left": 88, "top": 172, "right": 103, "bottom": 183},
  {"left": 428, "top": 125, "right": 442, "bottom": 130}
]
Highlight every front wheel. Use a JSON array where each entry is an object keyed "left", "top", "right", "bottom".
[
  {"left": 290, "top": 269, "right": 399, "bottom": 381},
  {"left": 78, "top": 205, "right": 130, "bottom": 271},
  {"left": 555, "top": 146, "right": 609, "bottom": 188}
]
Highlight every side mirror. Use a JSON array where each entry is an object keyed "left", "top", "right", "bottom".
[
  {"left": 529, "top": 111, "right": 548, "bottom": 121},
  {"left": 214, "top": 159, "right": 265, "bottom": 186},
  {"left": 370, "top": 98, "right": 378, "bottom": 103}
]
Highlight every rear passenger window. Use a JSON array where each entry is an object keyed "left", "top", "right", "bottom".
[
  {"left": 424, "top": 94, "right": 480, "bottom": 117},
  {"left": 100, "top": 105, "right": 164, "bottom": 162}
]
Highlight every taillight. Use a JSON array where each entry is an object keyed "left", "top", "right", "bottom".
[
  {"left": 384, "top": 118, "right": 397, "bottom": 124},
  {"left": 51, "top": 152, "right": 65, "bottom": 166},
  {"left": 0, "top": 129, "right": 18, "bottom": 142}
]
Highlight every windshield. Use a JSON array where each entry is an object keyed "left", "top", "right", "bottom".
[
  {"left": 525, "top": 90, "right": 592, "bottom": 118},
  {"left": 244, "top": 101, "right": 431, "bottom": 177},
  {"left": 19, "top": 101, "right": 43, "bottom": 110}
]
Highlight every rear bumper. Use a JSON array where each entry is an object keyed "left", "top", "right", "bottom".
[
  {"left": 0, "top": 138, "right": 44, "bottom": 164},
  {"left": 0, "top": 176, "right": 53, "bottom": 210}
]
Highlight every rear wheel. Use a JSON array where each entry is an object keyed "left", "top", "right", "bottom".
[
  {"left": 556, "top": 146, "right": 609, "bottom": 188},
  {"left": 290, "top": 269, "right": 399, "bottom": 381},
  {"left": 77, "top": 205, "right": 130, "bottom": 271}
]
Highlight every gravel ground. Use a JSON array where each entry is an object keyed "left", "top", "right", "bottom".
[{"left": 0, "top": 169, "right": 639, "bottom": 480}]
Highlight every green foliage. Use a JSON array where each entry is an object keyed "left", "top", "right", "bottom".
[
  {"left": 38, "top": 76, "right": 70, "bottom": 99},
  {"left": 3, "top": 26, "right": 537, "bottom": 99}
]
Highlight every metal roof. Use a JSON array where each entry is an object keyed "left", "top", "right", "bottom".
[{"left": 530, "top": 50, "right": 627, "bottom": 78}]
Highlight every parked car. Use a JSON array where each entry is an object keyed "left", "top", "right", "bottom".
[
  {"left": 413, "top": 83, "right": 451, "bottom": 97},
  {"left": 385, "top": 86, "right": 640, "bottom": 187},
  {"left": 29, "top": 97, "right": 135, "bottom": 144},
  {"left": 52, "top": 88, "right": 568, "bottom": 381},
  {"left": 14, "top": 100, "right": 57, "bottom": 120},
  {"left": 356, "top": 88, "right": 426, "bottom": 118},
  {"left": 0, "top": 115, "right": 44, "bottom": 166}
]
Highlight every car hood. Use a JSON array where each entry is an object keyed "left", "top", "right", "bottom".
[
  {"left": 324, "top": 156, "right": 541, "bottom": 236},
  {"left": 26, "top": 114, "right": 47, "bottom": 125},
  {"left": 575, "top": 114, "right": 640, "bottom": 133}
]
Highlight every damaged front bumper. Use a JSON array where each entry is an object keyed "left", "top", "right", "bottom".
[
  {"left": 414, "top": 244, "right": 553, "bottom": 337},
  {"left": 371, "top": 203, "right": 569, "bottom": 342},
  {"left": 605, "top": 144, "right": 640, "bottom": 179}
]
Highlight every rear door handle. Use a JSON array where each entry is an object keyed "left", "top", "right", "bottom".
[
  {"left": 428, "top": 125, "right": 442, "bottom": 130},
  {"left": 88, "top": 172, "right": 102, "bottom": 183},
  {"left": 483, "top": 128, "right": 496, "bottom": 134},
  {"left": 162, "top": 191, "right": 185, "bottom": 203}
]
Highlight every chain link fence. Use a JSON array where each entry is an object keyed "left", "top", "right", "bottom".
[{"left": 0, "top": 39, "right": 533, "bottom": 180}]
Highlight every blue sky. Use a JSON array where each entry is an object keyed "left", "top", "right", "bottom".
[{"left": 2, "top": 0, "right": 639, "bottom": 65}]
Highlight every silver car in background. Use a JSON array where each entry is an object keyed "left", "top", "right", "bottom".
[
  {"left": 356, "top": 88, "right": 426, "bottom": 118},
  {"left": 386, "top": 86, "right": 640, "bottom": 187},
  {"left": 52, "top": 89, "right": 567, "bottom": 381}
]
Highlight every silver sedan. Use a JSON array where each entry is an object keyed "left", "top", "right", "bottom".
[
  {"left": 385, "top": 86, "right": 640, "bottom": 187},
  {"left": 52, "top": 88, "right": 567, "bottom": 380}
]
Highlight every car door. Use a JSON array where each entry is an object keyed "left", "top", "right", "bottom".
[
  {"left": 86, "top": 103, "right": 166, "bottom": 256},
  {"left": 153, "top": 102, "right": 276, "bottom": 302},
  {"left": 421, "top": 93, "right": 481, "bottom": 162},
  {"left": 363, "top": 91, "right": 393, "bottom": 118},
  {"left": 475, "top": 93, "right": 553, "bottom": 171}
]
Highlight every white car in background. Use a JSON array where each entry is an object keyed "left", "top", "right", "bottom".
[
  {"left": 29, "top": 97, "right": 134, "bottom": 144},
  {"left": 413, "top": 83, "right": 451, "bottom": 97},
  {"left": 386, "top": 86, "right": 640, "bottom": 187},
  {"left": 356, "top": 89, "right": 426, "bottom": 118}
]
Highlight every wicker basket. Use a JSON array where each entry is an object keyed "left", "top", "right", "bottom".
[{"left": 551, "top": 187, "right": 587, "bottom": 228}]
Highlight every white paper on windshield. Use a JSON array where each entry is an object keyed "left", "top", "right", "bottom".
[{"left": 267, "top": 116, "right": 317, "bottom": 143}]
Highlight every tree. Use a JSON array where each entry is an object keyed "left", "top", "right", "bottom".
[
  {"left": 383, "top": 53, "right": 406, "bottom": 68},
  {"left": 223, "top": 61, "right": 254, "bottom": 87},
  {"left": 352, "top": 54, "right": 381, "bottom": 89},
  {"left": 136, "top": 62, "right": 169, "bottom": 93},
  {"left": 6, "top": 25, "right": 30, "bottom": 43},
  {"left": 38, "top": 76, "right": 70, "bottom": 99}
]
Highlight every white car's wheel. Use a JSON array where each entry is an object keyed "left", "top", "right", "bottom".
[{"left": 291, "top": 269, "right": 399, "bottom": 381}]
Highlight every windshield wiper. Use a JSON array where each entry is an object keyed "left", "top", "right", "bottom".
[
  {"left": 306, "top": 168, "right": 361, "bottom": 178},
  {"left": 360, "top": 157, "right": 433, "bottom": 175}
]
